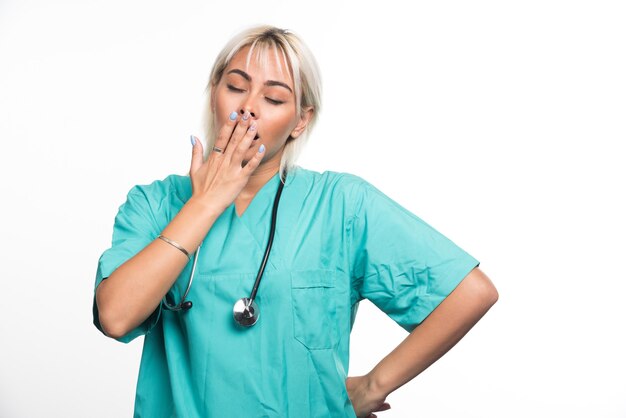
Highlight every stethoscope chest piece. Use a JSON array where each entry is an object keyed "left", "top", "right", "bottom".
[{"left": 233, "top": 297, "right": 259, "bottom": 327}]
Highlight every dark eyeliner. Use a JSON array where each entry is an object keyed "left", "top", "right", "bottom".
[
  {"left": 227, "top": 83, "right": 283, "bottom": 104},
  {"left": 226, "top": 84, "right": 244, "bottom": 92}
]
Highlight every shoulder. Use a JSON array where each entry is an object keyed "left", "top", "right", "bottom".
[
  {"left": 287, "top": 167, "right": 380, "bottom": 221},
  {"left": 289, "top": 166, "right": 372, "bottom": 197},
  {"left": 127, "top": 173, "right": 190, "bottom": 199},
  {"left": 123, "top": 173, "right": 191, "bottom": 214}
]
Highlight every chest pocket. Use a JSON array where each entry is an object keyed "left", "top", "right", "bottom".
[{"left": 291, "top": 270, "right": 338, "bottom": 350}]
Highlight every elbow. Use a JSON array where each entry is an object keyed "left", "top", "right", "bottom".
[
  {"left": 485, "top": 284, "right": 499, "bottom": 306},
  {"left": 97, "top": 304, "right": 131, "bottom": 340},
  {"left": 481, "top": 278, "right": 499, "bottom": 309},
  {"left": 95, "top": 284, "right": 131, "bottom": 340},
  {"left": 468, "top": 267, "right": 499, "bottom": 307},
  {"left": 99, "top": 314, "right": 131, "bottom": 340}
]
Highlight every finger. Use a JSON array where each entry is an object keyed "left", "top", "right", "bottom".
[
  {"left": 189, "top": 135, "right": 204, "bottom": 174},
  {"left": 233, "top": 122, "right": 258, "bottom": 163},
  {"left": 241, "top": 136, "right": 262, "bottom": 166},
  {"left": 226, "top": 111, "right": 252, "bottom": 154},
  {"left": 213, "top": 110, "right": 239, "bottom": 154},
  {"left": 373, "top": 403, "right": 391, "bottom": 412},
  {"left": 224, "top": 110, "right": 252, "bottom": 157},
  {"left": 241, "top": 142, "right": 265, "bottom": 176}
]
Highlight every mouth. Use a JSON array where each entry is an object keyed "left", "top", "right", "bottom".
[{"left": 254, "top": 134, "right": 260, "bottom": 141}]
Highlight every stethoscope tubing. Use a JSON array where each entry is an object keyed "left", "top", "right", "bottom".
[
  {"left": 248, "top": 175, "right": 284, "bottom": 303},
  {"left": 163, "top": 243, "right": 201, "bottom": 311},
  {"left": 163, "top": 173, "right": 286, "bottom": 314}
]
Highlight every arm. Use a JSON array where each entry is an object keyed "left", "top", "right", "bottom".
[
  {"left": 369, "top": 267, "right": 498, "bottom": 397},
  {"left": 346, "top": 267, "right": 497, "bottom": 417},
  {"left": 96, "top": 113, "right": 264, "bottom": 340},
  {"left": 96, "top": 197, "right": 221, "bottom": 339}
]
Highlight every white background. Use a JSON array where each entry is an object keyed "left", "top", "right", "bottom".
[{"left": 1, "top": 1, "right": 625, "bottom": 417}]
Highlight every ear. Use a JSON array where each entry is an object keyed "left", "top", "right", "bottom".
[{"left": 290, "top": 106, "right": 314, "bottom": 139}]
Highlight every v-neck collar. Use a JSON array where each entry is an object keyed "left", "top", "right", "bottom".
[
  {"left": 232, "top": 172, "right": 281, "bottom": 220},
  {"left": 170, "top": 168, "right": 301, "bottom": 272},
  {"left": 229, "top": 171, "right": 288, "bottom": 271}
]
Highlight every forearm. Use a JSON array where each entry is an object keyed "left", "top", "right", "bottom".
[
  {"left": 96, "top": 197, "right": 222, "bottom": 338},
  {"left": 367, "top": 267, "right": 498, "bottom": 397}
]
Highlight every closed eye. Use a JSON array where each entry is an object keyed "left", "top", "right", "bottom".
[
  {"left": 227, "top": 84, "right": 244, "bottom": 93},
  {"left": 265, "top": 97, "right": 285, "bottom": 105},
  {"left": 226, "top": 84, "right": 285, "bottom": 105}
]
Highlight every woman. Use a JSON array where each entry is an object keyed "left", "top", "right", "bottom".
[{"left": 93, "top": 25, "right": 498, "bottom": 418}]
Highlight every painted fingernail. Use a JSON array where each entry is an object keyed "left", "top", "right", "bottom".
[
  {"left": 249, "top": 123, "right": 257, "bottom": 131},
  {"left": 229, "top": 111, "right": 238, "bottom": 121},
  {"left": 259, "top": 144, "right": 265, "bottom": 153},
  {"left": 242, "top": 111, "right": 250, "bottom": 120},
  {"left": 190, "top": 135, "right": 196, "bottom": 146}
]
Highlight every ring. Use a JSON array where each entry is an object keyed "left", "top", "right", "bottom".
[{"left": 212, "top": 146, "right": 224, "bottom": 153}]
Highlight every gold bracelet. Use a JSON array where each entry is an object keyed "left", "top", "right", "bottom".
[{"left": 157, "top": 235, "right": 191, "bottom": 259}]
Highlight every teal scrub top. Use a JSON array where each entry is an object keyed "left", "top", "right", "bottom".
[{"left": 93, "top": 167, "right": 479, "bottom": 418}]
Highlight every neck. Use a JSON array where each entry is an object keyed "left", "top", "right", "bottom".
[{"left": 239, "top": 154, "right": 282, "bottom": 200}]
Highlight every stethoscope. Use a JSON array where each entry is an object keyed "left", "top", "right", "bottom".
[{"left": 163, "top": 173, "right": 286, "bottom": 328}]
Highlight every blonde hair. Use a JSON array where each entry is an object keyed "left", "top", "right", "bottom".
[{"left": 201, "top": 25, "right": 322, "bottom": 182}]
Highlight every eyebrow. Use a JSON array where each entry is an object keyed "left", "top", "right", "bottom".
[{"left": 227, "top": 69, "right": 293, "bottom": 94}]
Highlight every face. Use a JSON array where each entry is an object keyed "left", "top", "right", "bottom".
[{"left": 211, "top": 45, "right": 311, "bottom": 168}]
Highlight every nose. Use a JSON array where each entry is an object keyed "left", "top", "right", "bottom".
[
  {"left": 239, "top": 108, "right": 256, "bottom": 118},
  {"left": 238, "top": 92, "right": 261, "bottom": 119}
]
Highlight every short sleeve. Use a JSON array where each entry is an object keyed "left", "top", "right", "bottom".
[
  {"left": 93, "top": 186, "right": 163, "bottom": 344},
  {"left": 348, "top": 179, "right": 480, "bottom": 333}
]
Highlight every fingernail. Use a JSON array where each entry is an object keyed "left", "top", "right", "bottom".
[
  {"left": 229, "top": 111, "right": 238, "bottom": 121},
  {"left": 259, "top": 144, "right": 265, "bottom": 153},
  {"left": 249, "top": 123, "right": 257, "bottom": 131},
  {"left": 242, "top": 110, "right": 250, "bottom": 120},
  {"left": 190, "top": 135, "right": 196, "bottom": 146}
]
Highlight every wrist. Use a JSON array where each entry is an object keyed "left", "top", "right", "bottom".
[
  {"left": 186, "top": 195, "right": 225, "bottom": 220},
  {"left": 366, "top": 369, "right": 392, "bottom": 399}
]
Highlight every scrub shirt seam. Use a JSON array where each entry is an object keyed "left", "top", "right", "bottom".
[
  {"left": 346, "top": 213, "right": 363, "bottom": 306},
  {"left": 127, "top": 188, "right": 161, "bottom": 239},
  {"left": 346, "top": 177, "right": 368, "bottom": 306}
]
